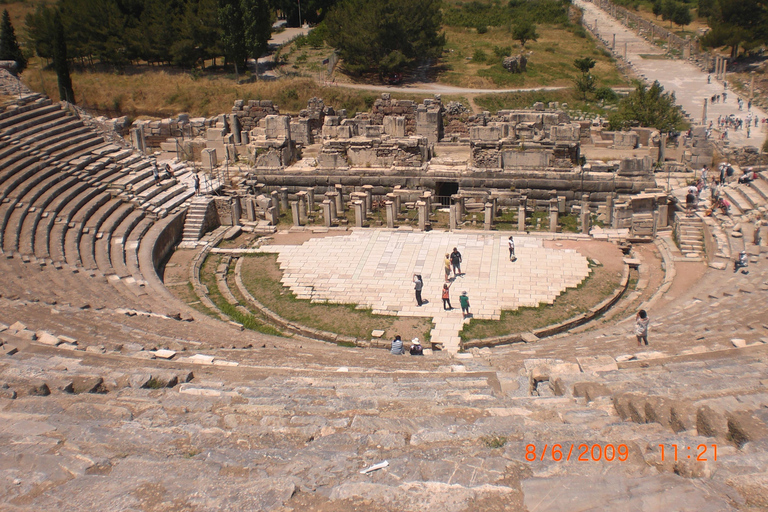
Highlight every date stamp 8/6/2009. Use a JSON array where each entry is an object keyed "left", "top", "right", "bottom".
[
  {"left": 525, "top": 443, "right": 629, "bottom": 462},
  {"left": 525, "top": 443, "right": 719, "bottom": 462}
]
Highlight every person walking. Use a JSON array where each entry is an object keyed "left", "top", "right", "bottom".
[
  {"left": 152, "top": 164, "right": 161, "bottom": 186},
  {"left": 391, "top": 335, "right": 405, "bottom": 355},
  {"left": 635, "top": 310, "right": 649, "bottom": 346},
  {"left": 450, "top": 247, "right": 462, "bottom": 277},
  {"left": 444, "top": 254, "right": 452, "bottom": 282},
  {"left": 193, "top": 173, "right": 200, "bottom": 196},
  {"left": 442, "top": 283, "right": 453, "bottom": 310},
  {"left": 508, "top": 236, "right": 516, "bottom": 261},
  {"left": 459, "top": 291, "right": 470, "bottom": 318},
  {"left": 414, "top": 275, "right": 424, "bottom": 306}
]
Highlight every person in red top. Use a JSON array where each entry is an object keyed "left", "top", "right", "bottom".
[{"left": 442, "top": 283, "right": 453, "bottom": 310}]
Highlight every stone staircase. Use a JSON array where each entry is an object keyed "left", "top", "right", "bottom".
[
  {"left": 179, "top": 196, "right": 213, "bottom": 247},
  {"left": 674, "top": 213, "right": 705, "bottom": 259}
]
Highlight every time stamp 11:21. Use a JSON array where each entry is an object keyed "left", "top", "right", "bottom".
[{"left": 524, "top": 443, "right": 718, "bottom": 462}]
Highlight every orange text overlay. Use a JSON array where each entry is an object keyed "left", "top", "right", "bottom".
[{"left": 525, "top": 443, "right": 629, "bottom": 462}]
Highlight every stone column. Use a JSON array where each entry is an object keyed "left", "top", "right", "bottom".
[
  {"left": 549, "top": 198, "right": 559, "bottom": 232},
  {"left": 322, "top": 200, "right": 332, "bottom": 227},
  {"left": 606, "top": 192, "right": 614, "bottom": 227},
  {"left": 291, "top": 201, "right": 301, "bottom": 226},
  {"left": 362, "top": 184, "right": 373, "bottom": 214},
  {"left": 231, "top": 197, "right": 242, "bottom": 226},
  {"left": 702, "top": 98, "right": 708, "bottom": 125},
  {"left": 417, "top": 201, "right": 427, "bottom": 231},
  {"left": 750, "top": 71, "right": 756, "bottom": 99},
  {"left": 657, "top": 201, "right": 668, "bottom": 228},
  {"left": 612, "top": 34, "right": 616, "bottom": 50},
  {"left": 580, "top": 194, "right": 590, "bottom": 234},
  {"left": 420, "top": 191, "right": 432, "bottom": 215},
  {"left": 393, "top": 193, "right": 401, "bottom": 213},
  {"left": 246, "top": 198, "right": 257, "bottom": 221},
  {"left": 334, "top": 186, "right": 344, "bottom": 214},
  {"left": 280, "top": 187, "right": 289, "bottom": 211},
  {"left": 722, "top": 60, "right": 727, "bottom": 81},
  {"left": 385, "top": 200, "right": 395, "bottom": 228},
  {"left": 306, "top": 188, "right": 315, "bottom": 211},
  {"left": 624, "top": 42, "right": 627, "bottom": 60},
  {"left": 296, "top": 191, "right": 308, "bottom": 224},
  {"left": 353, "top": 200, "right": 365, "bottom": 228},
  {"left": 270, "top": 190, "right": 280, "bottom": 216},
  {"left": 266, "top": 206, "right": 278, "bottom": 225},
  {"left": 518, "top": 197, "right": 527, "bottom": 232},
  {"left": 131, "top": 127, "right": 146, "bottom": 154},
  {"left": 484, "top": 202, "right": 493, "bottom": 231},
  {"left": 683, "top": 39, "right": 691, "bottom": 59},
  {"left": 453, "top": 194, "right": 464, "bottom": 221},
  {"left": 449, "top": 204, "right": 457, "bottom": 231},
  {"left": 202, "top": 148, "right": 217, "bottom": 171},
  {"left": 325, "top": 192, "right": 337, "bottom": 220}
]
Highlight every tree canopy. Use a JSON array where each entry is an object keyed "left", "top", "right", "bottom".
[
  {"left": 0, "top": 10, "right": 27, "bottom": 73},
  {"left": 323, "top": 0, "right": 445, "bottom": 76},
  {"left": 608, "top": 80, "right": 684, "bottom": 133},
  {"left": 701, "top": 0, "right": 768, "bottom": 57},
  {"left": 25, "top": 0, "right": 272, "bottom": 69}
]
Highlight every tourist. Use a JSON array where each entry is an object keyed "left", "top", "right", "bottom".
[
  {"left": 409, "top": 338, "right": 423, "bottom": 356},
  {"left": 391, "top": 335, "right": 405, "bottom": 355},
  {"left": 748, "top": 99, "right": 752, "bottom": 111},
  {"left": 460, "top": 291, "right": 470, "bottom": 318},
  {"left": 450, "top": 247, "right": 463, "bottom": 277},
  {"left": 153, "top": 164, "right": 161, "bottom": 185},
  {"left": 635, "top": 310, "right": 650, "bottom": 346},
  {"left": 508, "top": 236, "right": 516, "bottom": 261},
  {"left": 723, "top": 92, "right": 727, "bottom": 103},
  {"left": 707, "top": 74, "right": 711, "bottom": 84},
  {"left": 193, "top": 173, "right": 200, "bottom": 195},
  {"left": 685, "top": 190, "right": 696, "bottom": 217},
  {"left": 701, "top": 166, "right": 707, "bottom": 187},
  {"left": 165, "top": 162, "right": 175, "bottom": 178},
  {"left": 442, "top": 283, "right": 452, "bottom": 310},
  {"left": 413, "top": 274, "right": 424, "bottom": 306},
  {"left": 444, "top": 253, "right": 451, "bottom": 282},
  {"left": 734, "top": 251, "right": 748, "bottom": 273}
]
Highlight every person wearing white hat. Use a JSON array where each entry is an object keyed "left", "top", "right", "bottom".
[{"left": 409, "top": 338, "right": 423, "bottom": 356}]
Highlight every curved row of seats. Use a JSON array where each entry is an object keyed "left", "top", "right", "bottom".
[{"left": 0, "top": 94, "right": 196, "bottom": 316}]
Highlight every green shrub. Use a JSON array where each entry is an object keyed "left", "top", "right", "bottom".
[
  {"left": 472, "top": 49, "right": 488, "bottom": 62},
  {"left": 595, "top": 86, "right": 618, "bottom": 102},
  {"left": 493, "top": 45, "right": 512, "bottom": 58},
  {"left": 476, "top": 24, "right": 488, "bottom": 34}
]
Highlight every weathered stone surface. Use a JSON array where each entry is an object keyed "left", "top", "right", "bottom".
[
  {"left": 572, "top": 382, "right": 611, "bottom": 402},
  {"left": 71, "top": 376, "right": 106, "bottom": 394},
  {"left": 727, "top": 411, "right": 768, "bottom": 447},
  {"left": 697, "top": 405, "right": 728, "bottom": 438}
]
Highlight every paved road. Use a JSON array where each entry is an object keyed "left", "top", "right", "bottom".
[{"left": 576, "top": 0, "right": 767, "bottom": 149}]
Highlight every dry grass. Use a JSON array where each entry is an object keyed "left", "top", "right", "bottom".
[
  {"left": 437, "top": 24, "right": 628, "bottom": 89},
  {"left": 2, "top": 0, "right": 55, "bottom": 34},
  {"left": 21, "top": 65, "right": 466, "bottom": 118}
]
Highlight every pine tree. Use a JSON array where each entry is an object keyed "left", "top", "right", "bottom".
[
  {"left": 52, "top": 11, "right": 75, "bottom": 104},
  {"left": 0, "top": 9, "right": 27, "bottom": 73}
]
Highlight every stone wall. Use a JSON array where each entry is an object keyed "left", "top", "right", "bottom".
[{"left": 231, "top": 99, "right": 280, "bottom": 132}]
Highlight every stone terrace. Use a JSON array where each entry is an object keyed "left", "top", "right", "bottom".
[{"left": 0, "top": 92, "right": 768, "bottom": 510}]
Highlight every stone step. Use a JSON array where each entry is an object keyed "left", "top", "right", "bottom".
[
  {"left": 80, "top": 198, "right": 124, "bottom": 270},
  {"left": 109, "top": 210, "right": 146, "bottom": 278},
  {"left": 48, "top": 185, "right": 107, "bottom": 264},
  {"left": 64, "top": 191, "right": 112, "bottom": 267},
  {"left": 0, "top": 102, "right": 60, "bottom": 132},
  {"left": 93, "top": 203, "right": 134, "bottom": 274},
  {"left": 722, "top": 187, "right": 752, "bottom": 214},
  {"left": 34, "top": 181, "right": 92, "bottom": 260},
  {"left": 16, "top": 174, "right": 79, "bottom": 256}
]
